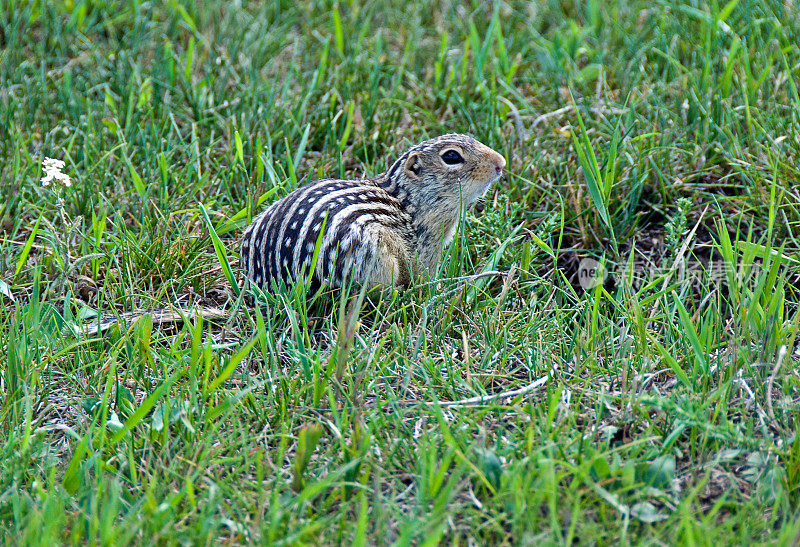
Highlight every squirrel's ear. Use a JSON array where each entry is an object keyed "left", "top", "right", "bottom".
[{"left": 404, "top": 153, "right": 422, "bottom": 178}]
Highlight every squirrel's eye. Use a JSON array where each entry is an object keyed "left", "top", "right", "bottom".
[{"left": 441, "top": 150, "right": 464, "bottom": 165}]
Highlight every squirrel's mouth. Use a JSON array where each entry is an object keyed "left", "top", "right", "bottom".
[
  {"left": 456, "top": 171, "right": 504, "bottom": 206},
  {"left": 478, "top": 171, "right": 503, "bottom": 198}
]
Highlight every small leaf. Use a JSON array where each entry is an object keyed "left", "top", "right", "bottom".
[
  {"left": 14, "top": 215, "right": 41, "bottom": 277},
  {"left": 234, "top": 130, "right": 245, "bottom": 166},
  {"left": 128, "top": 163, "right": 146, "bottom": 200},
  {"left": 107, "top": 411, "right": 124, "bottom": 433},
  {"left": 81, "top": 398, "right": 101, "bottom": 415},
  {"left": 637, "top": 455, "right": 675, "bottom": 489},
  {"left": 136, "top": 78, "right": 152, "bottom": 109},
  {"left": 591, "top": 455, "right": 611, "bottom": 480},
  {"left": 476, "top": 448, "right": 503, "bottom": 490},
  {"left": 151, "top": 404, "right": 165, "bottom": 433},
  {"left": 292, "top": 423, "right": 324, "bottom": 491},
  {"left": 117, "top": 386, "right": 133, "bottom": 402},
  {"left": 630, "top": 501, "right": 668, "bottom": 523}
]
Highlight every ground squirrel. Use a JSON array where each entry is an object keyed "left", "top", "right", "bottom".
[
  {"left": 240, "top": 134, "right": 506, "bottom": 292},
  {"left": 73, "top": 135, "right": 504, "bottom": 336}
]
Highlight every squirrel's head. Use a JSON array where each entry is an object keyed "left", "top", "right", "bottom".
[{"left": 392, "top": 134, "right": 506, "bottom": 208}]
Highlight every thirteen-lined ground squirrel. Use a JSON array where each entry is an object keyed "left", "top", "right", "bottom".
[{"left": 240, "top": 134, "right": 506, "bottom": 292}]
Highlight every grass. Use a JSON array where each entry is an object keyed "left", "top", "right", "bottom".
[{"left": 1, "top": 0, "right": 800, "bottom": 543}]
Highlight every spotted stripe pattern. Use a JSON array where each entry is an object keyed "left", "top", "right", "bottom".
[{"left": 241, "top": 178, "right": 416, "bottom": 291}]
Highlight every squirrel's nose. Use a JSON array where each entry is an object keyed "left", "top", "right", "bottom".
[{"left": 495, "top": 154, "right": 506, "bottom": 174}]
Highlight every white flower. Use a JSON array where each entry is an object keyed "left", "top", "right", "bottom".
[{"left": 41, "top": 157, "right": 72, "bottom": 187}]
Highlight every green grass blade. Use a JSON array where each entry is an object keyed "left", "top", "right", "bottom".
[{"left": 199, "top": 203, "right": 241, "bottom": 297}]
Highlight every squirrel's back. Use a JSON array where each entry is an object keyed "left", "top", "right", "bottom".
[{"left": 241, "top": 178, "right": 415, "bottom": 290}]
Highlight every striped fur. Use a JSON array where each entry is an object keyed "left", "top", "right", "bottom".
[
  {"left": 241, "top": 179, "right": 415, "bottom": 290},
  {"left": 241, "top": 134, "right": 506, "bottom": 292}
]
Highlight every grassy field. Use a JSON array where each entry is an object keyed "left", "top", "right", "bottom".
[{"left": 2, "top": 0, "right": 800, "bottom": 543}]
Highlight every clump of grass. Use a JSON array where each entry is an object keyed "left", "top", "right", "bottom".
[{"left": 664, "top": 196, "right": 691, "bottom": 262}]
